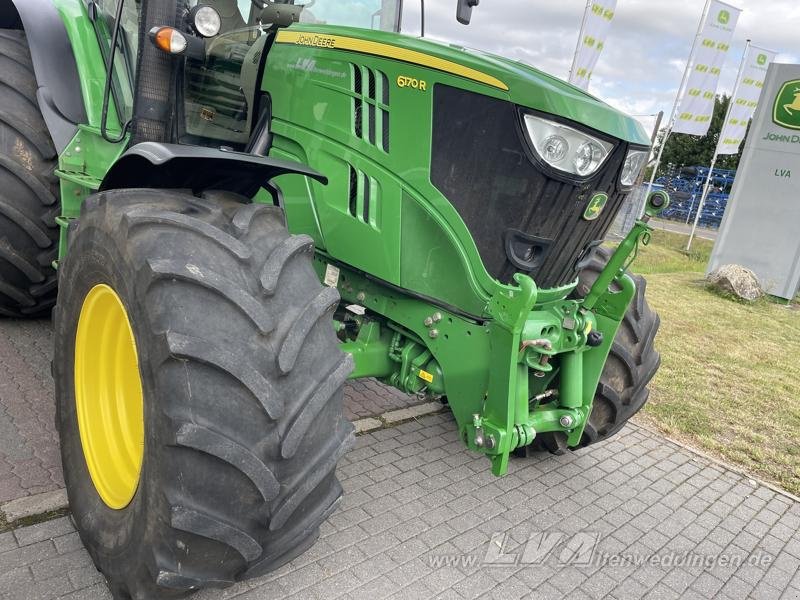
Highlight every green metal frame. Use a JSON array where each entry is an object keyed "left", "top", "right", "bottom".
[{"left": 320, "top": 217, "right": 659, "bottom": 475}]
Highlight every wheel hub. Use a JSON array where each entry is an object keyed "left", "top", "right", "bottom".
[{"left": 74, "top": 284, "right": 144, "bottom": 509}]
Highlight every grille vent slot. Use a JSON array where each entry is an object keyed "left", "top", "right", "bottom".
[
  {"left": 347, "top": 164, "right": 379, "bottom": 228},
  {"left": 351, "top": 63, "right": 390, "bottom": 153}
]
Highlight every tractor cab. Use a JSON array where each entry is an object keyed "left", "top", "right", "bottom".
[{"left": 91, "top": 0, "right": 403, "bottom": 149}]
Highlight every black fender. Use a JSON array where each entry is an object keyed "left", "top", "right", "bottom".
[
  {"left": 99, "top": 142, "right": 328, "bottom": 199},
  {"left": 1, "top": 0, "right": 86, "bottom": 153}
]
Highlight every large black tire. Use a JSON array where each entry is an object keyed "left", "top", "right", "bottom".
[
  {"left": 0, "top": 29, "right": 60, "bottom": 317},
  {"left": 54, "top": 189, "right": 354, "bottom": 599},
  {"left": 521, "top": 246, "right": 661, "bottom": 455}
]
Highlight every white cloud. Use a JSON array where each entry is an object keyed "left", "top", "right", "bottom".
[{"left": 401, "top": 0, "right": 797, "bottom": 126}]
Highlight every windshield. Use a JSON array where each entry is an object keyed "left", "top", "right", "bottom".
[
  {"left": 235, "top": 0, "right": 402, "bottom": 31},
  {"left": 299, "top": 0, "right": 402, "bottom": 31}
]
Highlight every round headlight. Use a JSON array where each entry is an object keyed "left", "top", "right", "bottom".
[
  {"left": 191, "top": 5, "right": 222, "bottom": 37},
  {"left": 542, "top": 135, "right": 569, "bottom": 163},
  {"left": 620, "top": 150, "right": 648, "bottom": 186},
  {"left": 574, "top": 142, "right": 604, "bottom": 176}
]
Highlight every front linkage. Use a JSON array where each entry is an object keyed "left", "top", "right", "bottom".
[
  {"left": 475, "top": 191, "right": 669, "bottom": 474},
  {"left": 326, "top": 191, "right": 669, "bottom": 476}
]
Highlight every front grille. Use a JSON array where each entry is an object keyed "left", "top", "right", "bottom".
[{"left": 431, "top": 84, "right": 630, "bottom": 289}]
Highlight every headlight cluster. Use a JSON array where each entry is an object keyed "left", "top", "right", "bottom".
[
  {"left": 523, "top": 115, "right": 613, "bottom": 178},
  {"left": 523, "top": 114, "right": 649, "bottom": 185},
  {"left": 620, "top": 149, "right": 648, "bottom": 186}
]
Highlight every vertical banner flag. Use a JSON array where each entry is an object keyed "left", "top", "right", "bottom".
[
  {"left": 673, "top": 1, "right": 741, "bottom": 135},
  {"left": 716, "top": 45, "right": 778, "bottom": 154},
  {"left": 569, "top": 0, "right": 617, "bottom": 91}
]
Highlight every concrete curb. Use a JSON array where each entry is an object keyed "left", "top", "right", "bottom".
[
  {"left": 0, "top": 489, "right": 69, "bottom": 526},
  {"left": 353, "top": 400, "right": 445, "bottom": 435},
  {"left": 632, "top": 420, "right": 800, "bottom": 504}
]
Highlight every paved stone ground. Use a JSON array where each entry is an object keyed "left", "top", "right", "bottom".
[
  {"left": 0, "top": 320, "right": 60, "bottom": 504},
  {"left": 0, "top": 319, "right": 417, "bottom": 505},
  {"left": 1, "top": 413, "right": 800, "bottom": 599}
]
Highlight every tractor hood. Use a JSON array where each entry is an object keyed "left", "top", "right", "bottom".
[
  {"left": 465, "top": 48, "right": 651, "bottom": 146},
  {"left": 282, "top": 25, "right": 650, "bottom": 146}
]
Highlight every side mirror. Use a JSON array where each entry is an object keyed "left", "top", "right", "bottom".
[
  {"left": 456, "top": 0, "right": 479, "bottom": 25},
  {"left": 260, "top": 1, "right": 302, "bottom": 27}
]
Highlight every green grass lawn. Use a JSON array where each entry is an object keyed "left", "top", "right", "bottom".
[
  {"left": 626, "top": 229, "right": 800, "bottom": 496},
  {"left": 630, "top": 228, "right": 715, "bottom": 274}
]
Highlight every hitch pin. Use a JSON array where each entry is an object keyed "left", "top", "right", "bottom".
[
  {"left": 472, "top": 413, "right": 485, "bottom": 448},
  {"left": 521, "top": 339, "right": 553, "bottom": 378},
  {"left": 520, "top": 339, "right": 553, "bottom": 351}
]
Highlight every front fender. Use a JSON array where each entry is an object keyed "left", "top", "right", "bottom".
[
  {"left": 99, "top": 142, "right": 328, "bottom": 199},
  {"left": 2, "top": 0, "right": 86, "bottom": 152}
]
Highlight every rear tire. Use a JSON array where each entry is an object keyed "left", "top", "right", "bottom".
[
  {"left": 54, "top": 189, "right": 353, "bottom": 599},
  {"left": 520, "top": 246, "right": 661, "bottom": 455},
  {"left": 0, "top": 29, "right": 59, "bottom": 317}
]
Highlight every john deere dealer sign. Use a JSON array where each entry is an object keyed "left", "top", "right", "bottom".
[
  {"left": 773, "top": 79, "right": 800, "bottom": 131},
  {"left": 709, "top": 63, "right": 800, "bottom": 299}
]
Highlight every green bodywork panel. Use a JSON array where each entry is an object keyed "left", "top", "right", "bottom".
[
  {"left": 264, "top": 24, "right": 649, "bottom": 314},
  {"left": 46, "top": 5, "right": 657, "bottom": 475},
  {"left": 49, "top": 0, "right": 130, "bottom": 264}
]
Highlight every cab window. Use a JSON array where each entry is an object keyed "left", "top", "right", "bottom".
[{"left": 93, "top": 0, "right": 140, "bottom": 122}]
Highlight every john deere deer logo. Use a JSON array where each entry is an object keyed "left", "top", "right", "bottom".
[
  {"left": 583, "top": 193, "right": 608, "bottom": 221},
  {"left": 773, "top": 79, "right": 800, "bottom": 131},
  {"left": 786, "top": 90, "right": 800, "bottom": 114},
  {"left": 757, "top": 54, "right": 767, "bottom": 66},
  {"left": 717, "top": 10, "right": 730, "bottom": 24}
]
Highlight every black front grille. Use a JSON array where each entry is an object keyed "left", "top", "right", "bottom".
[{"left": 431, "top": 84, "right": 631, "bottom": 289}]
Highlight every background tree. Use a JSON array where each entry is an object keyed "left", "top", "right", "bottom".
[{"left": 646, "top": 95, "right": 748, "bottom": 179}]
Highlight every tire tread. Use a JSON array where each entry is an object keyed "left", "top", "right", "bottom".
[
  {"left": 56, "top": 191, "right": 352, "bottom": 598},
  {"left": 0, "top": 28, "right": 58, "bottom": 317}
]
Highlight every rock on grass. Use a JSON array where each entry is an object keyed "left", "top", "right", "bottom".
[{"left": 707, "top": 264, "right": 763, "bottom": 302}]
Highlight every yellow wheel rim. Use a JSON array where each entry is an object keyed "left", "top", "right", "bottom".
[{"left": 74, "top": 284, "right": 144, "bottom": 509}]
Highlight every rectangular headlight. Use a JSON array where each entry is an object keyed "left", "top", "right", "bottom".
[
  {"left": 620, "top": 149, "right": 648, "bottom": 186},
  {"left": 523, "top": 114, "right": 613, "bottom": 178}
]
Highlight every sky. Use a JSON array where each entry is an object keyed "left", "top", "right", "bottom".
[{"left": 399, "top": 0, "right": 799, "bottom": 136}]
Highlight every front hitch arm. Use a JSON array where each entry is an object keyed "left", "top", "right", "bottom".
[{"left": 469, "top": 191, "right": 669, "bottom": 475}]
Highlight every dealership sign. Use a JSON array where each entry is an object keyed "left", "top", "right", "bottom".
[
  {"left": 709, "top": 63, "right": 800, "bottom": 300},
  {"left": 773, "top": 79, "right": 800, "bottom": 130}
]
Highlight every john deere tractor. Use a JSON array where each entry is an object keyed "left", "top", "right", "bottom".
[{"left": 0, "top": 0, "right": 666, "bottom": 596}]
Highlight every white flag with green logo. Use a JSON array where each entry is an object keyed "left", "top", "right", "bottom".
[
  {"left": 568, "top": 0, "right": 617, "bottom": 91},
  {"left": 716, "top": 45, "right": 777, "bottom": 154},
  {"left": 672, "top": 0, "right": 741, "bottom": 136}
]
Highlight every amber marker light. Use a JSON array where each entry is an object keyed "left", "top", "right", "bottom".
[{"left": 148, "top": 26, "right": 188, "bottom": 54}]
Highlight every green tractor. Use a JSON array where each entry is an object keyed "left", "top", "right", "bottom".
[{"left": 0, "top": 0, "right": 667, "bottom": 596}]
